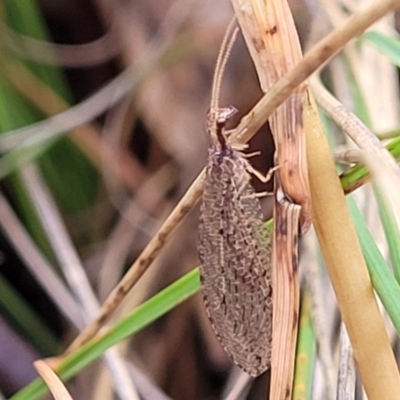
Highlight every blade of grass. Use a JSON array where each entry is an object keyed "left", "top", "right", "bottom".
[
  {"left": 10, "top": 268, "right": 201, "bottom": 400},
  {"left": 292, "top": 290, "right": 315, "bottom": 400},
  {"left": 0, "top": 274, "right": 59, "bottom": 356},
  {"left": 344, "top": 59, "right": 372, "bottom": 128},
  {"left": 306, "top": 91, "right": 400, "bottom": 399},
  {"left": 340, "top": 126, "right": 400, "bottom": 194},
  {"left": 3, "top": 0, "right": 98, "bottom": 212},
  {"left": 348, "top": 196, "right": 400, "bottom": 332},
  {"left": 361, "top": 31, "right": 400, "bottom": 67},
  {"left": 373, "top": 183, "right": 400, "bottom": 283},
  {"left": 0, "top": 0, "right": 96, "bottom": 262}
]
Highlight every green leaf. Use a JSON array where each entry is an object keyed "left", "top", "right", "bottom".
[{"left": 10, "top": 268, "right": 201, "bottom": 400}]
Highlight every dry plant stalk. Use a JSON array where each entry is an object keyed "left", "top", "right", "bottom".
[
  {"left": 62, "top": 0, "right": 400, "bottom": 360},
  {"left": 311, "top": 75, "right": 400, "bottom": 207},
  {"left": 231, "top": 0, "right": 311, "bottom": 233},
  {"left": 34, "top": 360, "right": 74, "bottom": 400},
  {"left": 273, "top": 176, "right": 301, "bottom": 399},
  {"left": 198, "top": 24, "right": 273, "bottom": 377},
  {"left": 231, "top": 0, "right": 310, "bottom": 396},
  {"left": 305, "top": 93, "right": 400, "bottom": 399}
]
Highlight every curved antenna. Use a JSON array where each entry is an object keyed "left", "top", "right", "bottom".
[{"left": 210, "top": 18, "right": 239, "bottom": 111}]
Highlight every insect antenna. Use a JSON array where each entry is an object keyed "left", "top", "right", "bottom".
[{"left": 210, "top": 19, "right": 239, "bottom": 111}]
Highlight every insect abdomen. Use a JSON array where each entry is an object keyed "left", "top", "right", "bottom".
[{"left": 198, "top": 150, "right": 273, "bottom": 377}]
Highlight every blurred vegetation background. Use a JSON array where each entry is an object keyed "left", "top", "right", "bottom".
[{"left": 1, "top": 0, "right": 400, "bottom": 399}]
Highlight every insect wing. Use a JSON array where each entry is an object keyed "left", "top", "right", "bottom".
[{"left": 198, "top": 150, "right": 272, "bottom": 376}]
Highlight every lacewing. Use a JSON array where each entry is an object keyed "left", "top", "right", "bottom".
[{"left": 198, "top": 22, "right": 273, "bottom": 377}]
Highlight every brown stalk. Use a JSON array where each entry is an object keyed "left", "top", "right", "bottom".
[
  {"left": 231, "top": 0, "right": 311, "bottom": 232},
  {"left": 232, "top": 0, "right": 400, "bottom": 145},
  {"left": 231, "top": 0, "right": 311, "bottom": 396},
  {"left": 311, "top": 75, "right": 400, "bottom": 187},
  {"left": 305, "top": 92, "right": 400, "bottom": 399},
  {"left": 272, "top": 177, "right": 301, "bottom": 399},
  {"left": 34, "top": 360, "right": 74, "bottom": 400},
  {"left": 62, "top": 0, "right": 400, "bottom": 357}
]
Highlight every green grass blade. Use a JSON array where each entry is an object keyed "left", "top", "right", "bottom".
[
  {"left": 340, "top": 135, "right": 400, "bottom": 192},
  {"left": 345, "top": 59, "right": 372, "bottom": 127},
  {"left": 2, "top": 0, "right": 98, "bottom": 213},
  {"left": 373, "top": 183, "right": 400, "bottom": 283},
  {"left": 361, "top": 31, "right": 400, "bottom": 67},
  {"left": 293, "top": 291, "right": 315, "bottom": 400},
  {"left": 10, "top": 268, "right": 201, "bottom": 400},
  {"left": 348, "top": 196, "right": 400, "bottom": 333},
  {"left": 0, "top": 275, "right": 59, "bottom": 355}
]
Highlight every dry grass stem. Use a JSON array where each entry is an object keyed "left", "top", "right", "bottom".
[
  {"left": 222, "top": 370, "right": 252, "bottom": 400},
  {"left": 98, "top": 163, "right": 177, "bottom": 299},
  {"left": 64, "top": 0, "right": 400, "bottom": 358},
  {"left": 302, "top": 229, "right": 336, "bottom": 399},
  {"left": 65, "top": 172, "right": 204, "bottom": 353},
  {"left": 231, "top": 0, "right": 311, "bottom": 395},
  {"left": 311, "top": 76, "right": 400, "bottom": 229},
  {"left": 336, "top": 324, "right": 356, "bottom": 400},
  {"left": 5, "top": 27, "right": 119, "bottom": 67},
  {"left": 231, "top": 0, "right": 311, "bottom": 232},
  {"left": 34, "top": 360, "right": 74, "bottom": 400},
  {"left": 232, "top": 0, "right": 400, "bottom": 145},
  {"left": 311, "top": 76, "right": 400, "bottom": 179},
  {"left": 272, "top": 180, "right": 301, "bottom": 400},
  {"left": 305, "top": 93, "right": 400, "bottom": 399}
]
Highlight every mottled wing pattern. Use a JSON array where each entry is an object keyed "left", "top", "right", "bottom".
[{"left": 198, "top": 146, "right": 273, "bottom": 377}]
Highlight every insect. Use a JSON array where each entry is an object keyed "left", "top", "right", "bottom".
[{"left": 198, "top": 21, "right": 273, "bottom": 377}]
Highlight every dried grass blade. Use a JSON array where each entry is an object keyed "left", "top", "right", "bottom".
[
  {"left": 336, "top": 324, "right": 356, "bottom": 400},
  {"left": 305, "top": 92, "right": 400, "bottom": 399},
  {"left": 34, "top": 360, "right": 74, "bottom": 400},
  {"left": 271, "top": 178, "right": 301, "bottom": 399},
  {"left": 231, "top": 0, "right": 310, "bottom": 395},
  {"left": 231, "top": 0, "right": 312, "bottom": 232}
]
